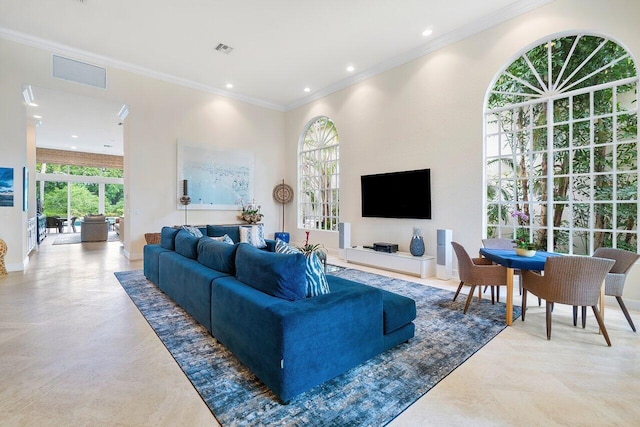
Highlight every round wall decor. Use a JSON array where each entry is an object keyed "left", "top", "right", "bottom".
[{"left": 273, "top": 182, "right": 294, "bottom": 205}]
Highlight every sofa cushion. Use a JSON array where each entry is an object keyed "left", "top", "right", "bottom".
[
  {"left": 235, "top": 243, "right": 307, "bottom": 301},
  {"left": 160, "top": 227, "right": 180, "bottom": 250},
  {"left": 197, "top": 238, "right": 238, "bottom": 275},
  {"left": 275, "top": 239, "right": 330, "bottom": 297},
  {"left": 207, "top": 225, "right": 241, "bottom": 243},
  {"left": 239, "top": 224, "right": 267, "bottom": 248},
  {"left": 175, "top": 230, "right": 200, "bottom": 260},
  {"left": 326, "top": 275, "right": 416, "bottom": 335}
]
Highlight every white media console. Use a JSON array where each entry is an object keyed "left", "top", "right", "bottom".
[{"left": 344, "top": 246, "right": 436, "bottom": 278}]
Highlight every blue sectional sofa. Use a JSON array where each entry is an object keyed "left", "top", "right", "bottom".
[{"left": 143, "top": 225, "right": 417, "bottom": 402}]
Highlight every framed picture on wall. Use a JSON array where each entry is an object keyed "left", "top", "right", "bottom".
[
  {"left": 23, "top": 167, "right": 28, "bottom": 211},
  {"left": 0, "top": 167, "right": 14, "bottom": 207},
  {"left": 177, "top": 141, "right": 255, "bottom": 210}
]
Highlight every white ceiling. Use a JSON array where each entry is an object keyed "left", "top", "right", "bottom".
[{"left": 1, "top": 0, "right": 552, "bottom": 156}]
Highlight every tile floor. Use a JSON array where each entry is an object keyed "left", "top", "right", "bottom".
[{"left": 1, "top": 237, "right": 639, "bottom": 426}]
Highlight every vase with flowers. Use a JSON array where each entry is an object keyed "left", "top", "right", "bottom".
[
  {"left": 511, "top": 210, "right": 536, "bottom": 257},
  {"left": 237, "top": 198, "right": 264, "bottom": 224}
]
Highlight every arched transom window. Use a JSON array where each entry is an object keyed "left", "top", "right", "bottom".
[
  {"left": 485, "top": 34, "right": 638, "bottom": 254},
  {"left": 298, "top": 116, "right": 340, "bottom": 231}
]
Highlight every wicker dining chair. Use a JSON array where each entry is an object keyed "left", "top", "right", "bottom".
[
  {"left": 521, "top": 256, "right": 615, "bottom": 346},
  {"left": 573, "top": 248, "right": 640, "bottom": 332},
  {"left": 481, "top": 238, "right": 516, "bottom": 302},
  {"left": 451, "top": 242, "right": 507, "bottom": 314}
]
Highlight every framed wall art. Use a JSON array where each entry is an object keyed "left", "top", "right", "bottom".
[
  {"left": 0, "top": 167, "right": 14, "bottom": 207},
  {"left": 177, "top": 142, "right": 254, "bottom": 210},
  {"left": 23, "top": 167, "right": 28, "bottom": 211}
]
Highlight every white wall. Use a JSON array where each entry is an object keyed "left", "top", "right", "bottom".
[
  {"left": 0, "top": 38, "right": 285, "bottom": 266},
  {"left": 284, "top": 0, "right": 640, "bottom": 303}
]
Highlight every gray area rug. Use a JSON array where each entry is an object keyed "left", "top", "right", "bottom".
[
  {"left": 52, "top": 231, "right": 119, "bottom": 245},
  {"left": 114, "top": 268, "right": 520, "bottom": 426}
]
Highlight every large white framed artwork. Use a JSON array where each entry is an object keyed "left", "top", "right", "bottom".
[{"left": 177, "top": 141, "right": 254, "bottom": 210}]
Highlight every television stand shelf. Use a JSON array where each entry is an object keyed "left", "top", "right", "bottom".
[{"left": 344, "top": 246, "right": 435, "bottom": 278}]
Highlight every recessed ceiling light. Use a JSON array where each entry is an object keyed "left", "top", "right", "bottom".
[
  {"left": 70, "top": 146, "right": 77, "bottom": 150},
  {"left": 422, "top": 28, "right": 433, "bottom": 37},
  {"left": 71, "top": 135, "right": 79, "bottom": 138},
  {"left": 346, "top": 65, "right": 355, "bottom": 72},
  {"left": 33, "top": 115, "right": 42, "bottom": 119},
  {"left": 226, "top": 83, "right": 234, "bottom": 89},
  {"left": 304, "top": 87, "right": 311, "bottom": 93},
  {"left": 28, "top": 102, "right": 38, "bottom": 107}
]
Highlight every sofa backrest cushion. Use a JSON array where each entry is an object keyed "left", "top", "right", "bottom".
[
  {"left": 175, "top": 230, "right": 200, "bottom": 259},
  {"left": 235, "top": 243, "right": 307, "bottom": 301},
  {"left": 198, "top": 238, "right": 238, "bottom": 275},
  {"left": 207, "top": 225, "right": 241, "bottom": 243},
  {"left": 83, "top": 214, "right": 106, "bottom": 222},
  {"left": 160, "top": 227, "right": 180, "bottom": 250}
]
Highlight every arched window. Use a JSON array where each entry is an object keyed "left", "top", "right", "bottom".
[
  {"left": 298, "top": 116, "right": 340, "bottom": 231},
  {"left": 485, "top": 34, "right": 638, "bottom": 254}
]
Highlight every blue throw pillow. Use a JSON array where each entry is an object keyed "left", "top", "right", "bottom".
[
  {"left": 235, "top": 243, "right": 306, "bottom": 301},
  {"left": 275, "top": 239, "right": 330, "bottom": 298}
]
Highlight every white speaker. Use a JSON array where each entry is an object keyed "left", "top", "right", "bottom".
[
  {"left": 338, "top": 222, "right": 351, "bottom": 259},
  {"left": 436, "top": 229, "right": 452, "bottom": 280}
]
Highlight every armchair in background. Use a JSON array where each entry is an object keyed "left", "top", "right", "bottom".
[{"left": 81, "top": 214, "right": 108, "bottom": 242}]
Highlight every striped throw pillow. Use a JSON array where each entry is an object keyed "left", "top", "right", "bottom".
[
  {"left": 239, "top": 225, "right": 267, "bottom": 248},
  {"left": 275, "top": 239, "right": 330, "bottom": 297}
]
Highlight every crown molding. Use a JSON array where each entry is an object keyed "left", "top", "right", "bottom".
[
  {"left": 0, "top": 26, "right": 286, "bottom": 112},
  {"left": 284, "top": 0, "right": 555, "bottom": 111},
  {"left": 1, "top": 0, "right": 553, "bottom": 114}
]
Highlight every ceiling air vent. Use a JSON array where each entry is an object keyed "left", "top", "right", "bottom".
[
  {"left": 215, "top": 43, "right": 234, "bottom": 54},
  {"left": 52, "top": 55, "right": 107, "bottom": 89}
]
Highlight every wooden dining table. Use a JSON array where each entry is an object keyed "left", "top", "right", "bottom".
[{"left": 478, "top": 248, "right": 565, "bottom": 326}]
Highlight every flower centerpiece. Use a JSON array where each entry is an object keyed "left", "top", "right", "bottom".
[
  {"left": 511, "top": 210, "right": 536, "bottom": 256},
  {"left": 237, "top": 198, "right": 263, "bottom": 224}
]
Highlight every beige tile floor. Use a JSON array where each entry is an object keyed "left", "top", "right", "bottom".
[{"left": 1, "top": 238, "right": 639, "bottom": 426}]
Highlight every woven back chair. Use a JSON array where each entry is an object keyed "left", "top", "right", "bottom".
[
  {"left": 451, "top": 242, "right": 507, "bottom": 314},
  {"left": 592, "top": 248, "right": 640, "bottom": 331},
  {"left": 521, "top": 256, "right": 615, "bottom": 346},
  {"left": 481, "top": 238, "right": 517, "bottom": 302},
  {"left": 481, "top": 238, "right": 515, "bottom": 249}
]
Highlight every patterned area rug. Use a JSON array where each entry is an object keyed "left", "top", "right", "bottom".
[
  {"left": 52, "top": 231, "right": 119, "bottom": 245},
  {"left": 114, "top": 268, "right": 521, "bottom": 426}
]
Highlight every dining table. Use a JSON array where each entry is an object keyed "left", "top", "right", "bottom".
[{"left": 478, "top": 248, "right": 566, "bottom": 326}]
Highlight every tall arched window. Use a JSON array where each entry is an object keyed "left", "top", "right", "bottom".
[
  {"left": 485, "top": 34, "right": 638, "bottom": 254},
  {"left": 298, "top": 116, "right": 340, "bottom": 231}
]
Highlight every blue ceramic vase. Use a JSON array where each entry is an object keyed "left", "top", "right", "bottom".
[{"left": 410, "top": 227, "right": 425, "bottom": 256}]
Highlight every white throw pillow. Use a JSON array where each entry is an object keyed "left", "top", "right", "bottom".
[
  {"left": 239, "top": 224, "right": 266, "bottom": 249},
  {"left": 209, "top": 234, "right": 234, "bottom": 244}
]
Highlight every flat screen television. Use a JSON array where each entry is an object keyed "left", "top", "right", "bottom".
[{"left": 361, "top": 168, "right": 431, "bottom": 219}]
